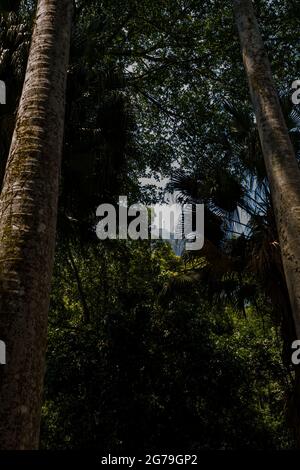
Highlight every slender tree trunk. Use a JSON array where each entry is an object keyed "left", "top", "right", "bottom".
[
  {"left": 234, "top": 0, "right": 300, "bottom": 339},
  {"left": 0, "top": 0, "right": 72, "bottom": 449}
]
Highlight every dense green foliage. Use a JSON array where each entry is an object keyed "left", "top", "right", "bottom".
[
  {"left": 41, "top": 241, "right": 292, "bottom": 450},
  {"left": 1, "top": 0, "right": 300, "bottom": 450}
]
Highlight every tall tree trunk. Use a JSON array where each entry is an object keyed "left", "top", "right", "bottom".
[
  {"left": 0, "top": 0, "right": 72, "bottom": 449},
  {"left": 233, "top": 0, "right": 300, "bottom": 339}
]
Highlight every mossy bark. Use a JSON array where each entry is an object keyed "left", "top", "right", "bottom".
[
  {"left": 0, "top": 0, "right": 72, "bottom": 449},
  {"left": 234, "top": 0, "right": 300, "bottom": 339}
]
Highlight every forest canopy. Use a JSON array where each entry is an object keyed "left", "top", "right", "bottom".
[{"left": 0, "top": 0, "right": 300, "bottom": 453}]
